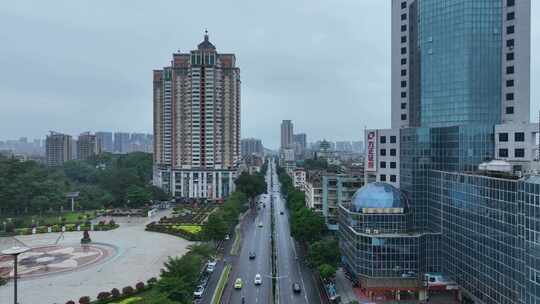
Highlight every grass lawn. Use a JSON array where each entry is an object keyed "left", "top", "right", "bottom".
[
  {"left": 172, "top": 224, "right": 202, "bottom": 234},
  {"left": 1, "top": 211, "right": 96, "bottom": 228},
  {"left": 109, "top": 296, "right": 143, "bottom": 304}
]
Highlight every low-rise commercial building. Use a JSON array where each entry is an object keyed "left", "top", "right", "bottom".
[
  {"left": 304, "top": 171, "right": 323, "bottom": 213},
  {"left": 322, "top": 174, "right": 363, "bottom": 230},
  {"left": 339, "top": 182, "right": 433, "bottom": 301},
  {"left": 291, "top": 168, "right": 306, "bottom": 190}
]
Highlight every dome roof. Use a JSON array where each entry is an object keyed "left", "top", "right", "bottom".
[{"left": 350, "top": 182, "right": 407, "bottom": 213}]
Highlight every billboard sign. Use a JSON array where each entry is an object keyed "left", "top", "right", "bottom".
[{"left": 366, "top": 130, "right": 377, "bottom": 172}]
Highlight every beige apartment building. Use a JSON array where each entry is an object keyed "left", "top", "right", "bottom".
[
  {"left": 153, "top": 33, "right": 241, "bottom": 200},
  {"left": 77, "top": 132, "right": 102, "bottom": 161},
  {"left": 45, "top": 131, "right": 73, "bottom": 166}
]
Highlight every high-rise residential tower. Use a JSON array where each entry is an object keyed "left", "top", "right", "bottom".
[
  {"left": 280, "top": 120, "right": 294, "bottom": 150},
  {"left": 293, "top": 133, "right": 307, "bottom": 157},
  {"left": 153, "top": 32, "right": 241, "bottom": 200},
  {"left": 77, "top": 132, "right": 102, "bottom": 161},
  {"left": 45, "top": 131, "right": 73, "bottom": 166},
  {"left": 113, "top": 132, "right": 130, "bottom": 154},
  {"left": 96, "top": 132, "right": 113, "bottom": 152}
]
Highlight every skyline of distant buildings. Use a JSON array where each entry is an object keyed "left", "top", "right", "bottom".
[
  {"left": 240, "top": 138, "right": 264, "bottom": 157},
  {"left": 0, "top": 131, "right": 153, "bottom": 165}
]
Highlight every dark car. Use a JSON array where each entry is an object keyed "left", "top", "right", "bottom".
[
  {"left": 280, "top": 210, "right": 284, "bottom": 215},
  {"left": 292, "top": 282, "right": 301, "bottom": 293},
  {"left": 249, "top": 251, "right": 256, "bottom": 259}
]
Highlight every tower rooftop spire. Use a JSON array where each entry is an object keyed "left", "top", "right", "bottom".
[{"left": 198, "top": 28, "right": 215, "bottom": 50}]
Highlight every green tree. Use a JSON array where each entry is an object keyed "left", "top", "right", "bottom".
[
  {"left": 318, "top": 263, "right": 337, "bottom": 280},
  {"left": 150, "top": 185, "right": 171, "bottom": 201},
  {"left": 157, "top": 275, "right": 192, "bottom": 302},
  {"left": 31, "top": 195, "right": 50, "bottom": 216},
  {"left": 158, "top": 253, "right": 205, "bottom": 303},
  {"left": 291, "top": 206, "right": 325, "bottom": 243},
  {"left": 78, "top": 185, "right": 112, "bottom": 209},
  {"left": 308, "top": 239, "right": 340, "bottom": 268},
  {"left": 235, "top": 172, "right": 266, "bottom": 199},
  {"left": 202, "top": 213, "right": 228, "bottom": 244},
  {"left": 63, "top": 160, "right": 97, "bottom": 184},
  {"left": 187, "top": 244, "right": 214, "bottom": 259},
  {"left": 0, "top": 152, "right": 160, "bottom": 216},
  {"left": 126, "top": 185, "right": 152, "bottom": 207},
  {"left": 143, "top": 289, "right": 177, "bottom": 304}
]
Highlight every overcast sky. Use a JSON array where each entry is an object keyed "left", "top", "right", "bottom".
[{"left": 1, "top": 1, "right": 539, "bottom": 149}]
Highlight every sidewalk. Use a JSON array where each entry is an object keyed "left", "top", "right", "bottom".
[
  {"left": 334, "top": 268, "right": 458, "bottom": 304},
  {"left": 335, "top": 268, "right": 375, "bottom": 304}
]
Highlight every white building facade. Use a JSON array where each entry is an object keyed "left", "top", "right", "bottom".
[
  {"left": 495, "top": 122, "right": 538, "bottom": 163},
  {"left": 364, "top": 128, "right": 400, "bottom": 188}
]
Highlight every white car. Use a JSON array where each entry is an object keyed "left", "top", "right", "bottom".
[
  {"left": 254, "top": 273, "right": 262, "bottom": 285},
  {"left": 207, "top": 260, "right": 217, "bottom": 273},
  {"left": 193, "top": 285, "right": 204, "bottom": 298},
  {"left": 258, "top": 222, "right": 263, "bottom": 227}
]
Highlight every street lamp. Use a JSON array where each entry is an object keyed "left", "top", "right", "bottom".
[{"left": 2, "top": 246, "right": 30, "bottom": 304}]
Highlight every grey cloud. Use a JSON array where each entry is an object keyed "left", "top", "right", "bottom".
[{"left": 0, "top": 0, "right": 538, "bottom": 149}]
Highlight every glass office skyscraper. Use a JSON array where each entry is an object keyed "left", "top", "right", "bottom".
[
  {"left": 418, "top": 0, "right": 502, "bottom": 128},
  {"left": 392, "top": 0, "right": 530, "bottom": 129},
  {"left": 348, "top": 0, "right": 533, "bottom": 302}
]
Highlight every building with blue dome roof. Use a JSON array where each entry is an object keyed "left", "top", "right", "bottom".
[
  {"left": 338, "top": 182, "right": 436, "bottom": 299},
  {"left": 350, "top": 182, "right": 408, "bottom": 212}
]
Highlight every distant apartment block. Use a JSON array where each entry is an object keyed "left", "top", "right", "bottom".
[
  {"left": 241, "top": 138, "right": 264, "bottom": 157},
  {"left": 96, "top": 132, "right": 113, "bottom": 152},
  {"left": 352, "top": 141, "right": 364, "bottom": 153},
  {"left": 113, "top": 132, "right": 130, "bottom": 153},
  {"left": 0, "top": 137, "right": 45, "bottom": 156},
  {"left": 335, "top": 141, "right": 353, "bottom": 152},
  {"left": 281, "top": 120, "right": 294, "bottom": 149},
  {"left": 46, "top": 131, "right": 73, "bottom": 166},
  {"left": 293, "top": 133, "right": 307, "bottom": 157},
  {"left": 77, "top": 132, "right": 102, "bottom": 161},
  {"left": 129, "top": 133, "right": 153, "bottom": 153}
]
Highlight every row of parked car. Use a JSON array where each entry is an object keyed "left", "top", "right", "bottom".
[{"left": 193, "top": 259, "right": 218, "bottom": 299}]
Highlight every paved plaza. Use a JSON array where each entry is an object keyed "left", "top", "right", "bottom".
[{"left": 0, "top": 211, "right": 192, "bottom": 304}]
